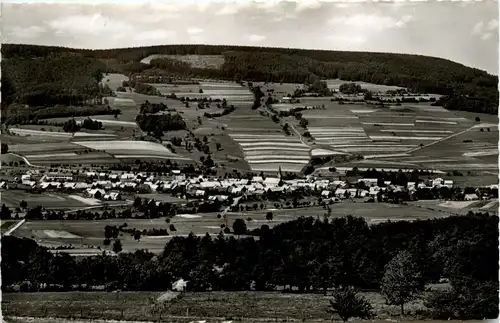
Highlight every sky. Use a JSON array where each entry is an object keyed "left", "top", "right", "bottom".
[{"left": 1, "top": 0, "right": 498, "bottom": 74}]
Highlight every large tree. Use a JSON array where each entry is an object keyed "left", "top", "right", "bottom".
[
  {"left": 381, "top": 250, "right": 423, "bottom": 316},
  {"left": 327, "top": 286, "right": 373, "bottom": 322},
  {"left": 232, "top": 219, "right": 247, "bottom": 237}
]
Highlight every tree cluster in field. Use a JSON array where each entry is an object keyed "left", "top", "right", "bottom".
[
  {"left": 135, "top": 113, "right": 186, "bottom": 135},
  {"left": 1, "top": 143, "right": 8, "bottom": 154},
  {"left": 292, "top": 79, "right": 332, "bottom": 97},
  {"left": 139, "top": 101, "right": 168, "bottom": 114},
  {"left": 133, "top": 82, "right": 163, "bottom": 96},
  {"left": 203, "top": 104, "right": 236, "bottom": 118},
  {"left": 2, "top": 212, "right": 498, "bottom": 319},
  {"left": 4, "top": 105, "right": 121, "bottom": 126},
  {"left": 62, "top": 118, "right": 103, "bottom": 133},
  {"left": 251, "top": 86, "right": 265, "bottom": 110}
]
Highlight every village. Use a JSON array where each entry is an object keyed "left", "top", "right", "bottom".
[{"left": 1, "top": 165, "right": 497, "bottom": 217}]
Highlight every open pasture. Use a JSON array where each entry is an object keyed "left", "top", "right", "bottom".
[
  {"left": 72, "top": 140, "right": 178, "bottom": 158},
  {"left": 1, "top": 191, "right": 91, "bottom": 209},
  {"left": 9, "top": 142, "right": 119, "bottom": 165},
  {"left": 406, "top": 126, "right": 499, "bottom": 171},
  {"left": 2, "top": 290, "right": 461, "bottom": 322},
  {"left": 11, "top": 201, "right": 451, "bottom": 253},
  {"left": 102, "top": 73, "right": 129, "bottom": 90}
]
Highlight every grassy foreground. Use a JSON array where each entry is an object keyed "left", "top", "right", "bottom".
[{"left": 3, "top": 290, "right": 437, "bottom": 322}]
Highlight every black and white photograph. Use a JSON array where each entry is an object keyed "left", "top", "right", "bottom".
[{"left": 0, "top": 0, "right": 499, "bottom": 322}]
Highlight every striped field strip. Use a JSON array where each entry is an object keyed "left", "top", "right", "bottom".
[
  {"left": 245, "top": 155, "right": 310, "bottom": 160},
  {"left": 241, "top": 146, "right": 310, "bottom": 152},
  {"left": 247, "top": 159, "right": 309, "bottom": 164},
  {"left": 415, "top": 120, "right": 457, "bottom": 125},
  {"left": 362, "top": 122, "right": 414, "bottom": 126},
  {"left": 369, "top": 135, "right": 444, "bottom": 141},
  {"left": 239, "top": 142, "right": 308, "bottom": 147},
  {"left": 379, "top": 129, "right": 454, "bottom": 133}
]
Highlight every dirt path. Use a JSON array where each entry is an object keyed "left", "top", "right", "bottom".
[
  {"left": 8, "top": 153, "right": 43, "bottom": 168},
  {"left": 405, "top": 124, "right": 477, "bottom": 154},
  {"left": 4, "top": 219, "right": 25, "bottom": 236}
]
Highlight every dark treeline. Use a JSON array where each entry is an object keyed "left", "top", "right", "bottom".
[
  {"left": 2, "top": 54, "right": 107, "bottom": 109},
  {"left": 2, "top": 213, "right": 498, "bottom": 319},
  {"left": 4, "top": 104, "right": 121, "bottom": 126},
  {"left": 4, "top": 44, "right": 497, "bottom": 114}
]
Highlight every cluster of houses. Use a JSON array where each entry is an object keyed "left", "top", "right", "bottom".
[{"left": 3, "top": 168, "right": 497, "bottom": 205}]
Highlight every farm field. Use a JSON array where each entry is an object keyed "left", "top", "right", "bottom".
[
  {"left": 324, "top": 79, "right": 404, "bottom": 92},
  {"left": 149, "top": 81, "right": 253, "bottom": 102},
  {"left": 411, "top": 198, "right": 498, "bottom": 215},
  {"left": 2, "top": 289, "right": 463, "bottom": 323},
  {"left": 72, "top": 140, "right": 192, "bottom": 161},
  {"left": 8, "top": 142, "right": 119, "bottom": 165},
  {"left": 297, "top": 99, "right": 498, "bottom": 176},
  {"left": 1, "top": 190, "right": 92, "bottom": 209},
  {"left": 12, "top": 202, "right": 456, "bottom": 253}
]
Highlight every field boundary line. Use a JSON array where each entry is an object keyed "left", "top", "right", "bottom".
[
  {"left": 4, "top": 219, "right": 25, "bottom": 236},
  {"left": 405, "top": 125, "right": 476, "bottom": 154},
  {"left": 8, "top": 153, "right": 43, "bottom": 168}
]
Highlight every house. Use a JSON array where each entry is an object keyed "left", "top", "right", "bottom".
[
  {"left": 21, "top": 174, "right": 32, "bottom": 185},
  {"left": 104, "top": 192, "right": 121, "bottom": 201},
  {"left": 321, "top": 190, "right": 331, "bottom": 197},
  {"left": 195, "top": 190, "right": 206, "bottom": 197},
  {"left": 120, "top": 173, "right": 135, "bottom": 182},
  {"left": 335, "top": 188, "right": 346, "bottom": 198},
  {"left": 86, "top": 172, "right": 97, "bottom": 177},
  {"left": 200, "top": 181, "right": 220, "bottom": 189},
  {"left": 0, "top": 181, "right": 5, "bottom": 189},
  {"left": 359, "top": 178, "right": 378, "bottom": 185},
  {"left": 263, "top": 177, "right": 280, "bottom": 187},
  {"left": 172, "top": 278, "right": 187, "bottom": 292},
  {"left": 75, "top": 182, "right": 90, "bottom": 190},
  {"left": 86, "top": 188, "right": 106, "bottom": 199},
  {"left": 281, "top": 97, "right": 292, "bottom": 103},
  {"left": 432, "top": 178, "right": 444, "bottom": 187},
  {"left": 464, "top": 193, "right": 479, "bottom": 201},
  {"left": 63, "top": 182, "right": 76, "bottom": 189},
  {"left": 109, "top": 174, "right": 119, "bottom": 181},
  {"left": 251, "top": 176, "right": 264, "bottom": 183},
  {"left": 443, "top": 180, "right": 454, "bottom": 187}
]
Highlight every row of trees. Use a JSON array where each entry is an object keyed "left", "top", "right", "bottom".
[
  {"left": 2, "top": 213, "right": 497, "bottom": 319},
  {"left": 62, "top": 118, "right": 103, "bottom": 133}
]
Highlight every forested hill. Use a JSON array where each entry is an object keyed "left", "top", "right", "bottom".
[{"left": 2, "top": 43, "right": 498, "bottom": 114}]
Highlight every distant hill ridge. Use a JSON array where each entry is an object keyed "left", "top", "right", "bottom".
[{"left": 2, "top": 43, "right": 498, "bottom": 115}]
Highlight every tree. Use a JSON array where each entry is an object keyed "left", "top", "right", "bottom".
[
  {"left": 133, "top": 197, "right": 142, "bottom": 208},
  {"left": 381, "top": 250, "right": 423, "bottom": 316},
  {"left": 327, "top": 286, "right": 374, "bottom": 322},
  {"left": 266, "top": 211, "right": 273, "bottom": 222},
  {"left": 112, "top": 239, "right": 122, "bottom": 253},
  {"left": 1, "top": 143, "right": 8, "bottom": 154},
  {"left": 20, "top": 200, "right": 28, "bottom": 209},
  {"left": 232, "top": 219, "right": 247, "bottom": 237},
  {"left": 216, "top": 142, "right": 222, "bottom": 151}
]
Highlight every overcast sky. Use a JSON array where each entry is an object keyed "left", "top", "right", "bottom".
[{"left": 2, "top": 0, "right": 498, "bottom": 74}]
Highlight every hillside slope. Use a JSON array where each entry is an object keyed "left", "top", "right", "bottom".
[{"left": 2, "top": 44, "right": 498, "bottom": 114}]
